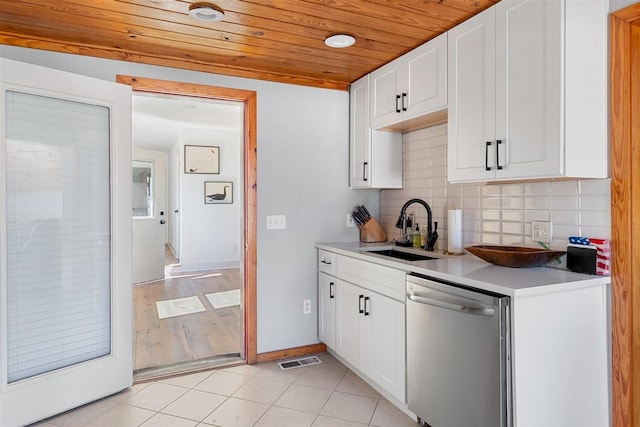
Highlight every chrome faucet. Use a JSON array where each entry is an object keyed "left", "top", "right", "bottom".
[{"left": 395, "top": 198, "right": 436, "bottom": 250}]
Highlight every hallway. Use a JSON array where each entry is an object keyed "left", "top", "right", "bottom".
[{"left": 133, "top": 247, "right": 242, "bottom": 375}]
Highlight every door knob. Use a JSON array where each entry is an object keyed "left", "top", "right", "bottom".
[
  {"left": 160, "top": 211, "right": 165, "bottom": 216},
  {"left": 160, "top": 220, "right": 166, "bottom": 224}
]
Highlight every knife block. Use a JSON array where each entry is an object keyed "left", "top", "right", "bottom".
[{"left": 358, "top": 218, "right": 387, "bottom": 243}]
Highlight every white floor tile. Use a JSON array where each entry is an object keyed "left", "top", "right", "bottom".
[
  {"left": 194, "top": 371, "right": 253, "bottom": 396},
  {"left": 161, "top": 390, "right": 227, "bottom": 421},
  {"left": 84, "top": 404, "right": 155, "bottom": 427},
  {"left": 140, "top": 413, "right": 198, "bottom": 427},
  {"left": 253, "top": 406, "right": 316, "bottom": 427},
  {"left": 159, "top": 371, "right": 213, "bottom": 389},
  {"left": 274, "top": 384, "right": 332, "bottom": 414},
  {"left": 201, "top": 397, "right": 269, "bottom": 427},
  {"left": 231, "top": 376, "right": 289, "bottom": 405},
  {"left": 119, "top": 382, "right": 189, "bottom": 411},
  {"left": 311, "top": 415, "right": 368, "bottom": 427},
  {"left": 43, "top": 398, "right": 118, "bottom": 427},
  {"left": 335, "top": 372, "right": 380, "bottom": 398},
  {"left": 370, "top": 399, "right": 420, "bottom": 426},
  {"left": 320, "top": 391, "right": 378, "bottom": 424}
]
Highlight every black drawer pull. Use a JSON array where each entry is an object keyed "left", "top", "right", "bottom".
[{"left": 485, "top": 141, "right": 492, "bottom": 171}]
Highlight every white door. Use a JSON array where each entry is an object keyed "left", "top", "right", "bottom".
[
  {"left": 0, "top": 58, "right": 132, "bottom": 426},
  {"left": 447, "top": 6, "right": 497, "bottom": 182},
  {"left": 494, "top": 0, "right": 562, "bottom": 179},
  {"left": 349, "top": 75, "right": 371, "bottom": 188},
  {"left": 335, "top": 280, "right": 364, "bottom": 369},
  {"left": 132, "top": 149, "right": 168, "bottom": 283},
  {"left": 403, "top": 32, "right": 447, "bottom": 120},
  {"left": 317, "top": 272, "right": 336, "bottom": 349}
]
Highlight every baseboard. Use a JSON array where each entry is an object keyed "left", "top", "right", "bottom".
[
  {"left": 169, "top": 260, "right": 240, "bottom": 273},
  {"left": 255, "top": 343, "right": 327, "bottom": 364}
]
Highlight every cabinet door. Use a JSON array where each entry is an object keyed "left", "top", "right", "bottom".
[
  {"left": 447, "top": 7, "right": 497, "bottom": 182},
  {"left": 335, "top": 280, "right": 364, "bottom": 369},
  {"left": 404, "top": 33, "right": 447, "bottom": 121},
  {"left": 318, "top": 272, "right": 336, "bottom": 349},
  {"left": 370, "top": 58, "right": 403, "bottom": 129},
  {"left": 495, "top": 0, "right": 562, "bottom": 179},
  {"left": 366, "top": 293, "right": 406, "bottom": 402},
  {"left": 350, "top": 75, "right": 372, "bottom": 188}
]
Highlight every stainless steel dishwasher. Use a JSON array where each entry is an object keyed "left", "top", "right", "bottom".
[{"left": 406, "top": 273, "right": 511, "bottom": 427}]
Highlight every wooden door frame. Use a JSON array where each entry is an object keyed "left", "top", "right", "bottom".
[
  {"left": 116, "top": 75, "right": 257, "bottom": 365},
  {"left": 611, "top": 4, "right": 640, "bottom": 426}
]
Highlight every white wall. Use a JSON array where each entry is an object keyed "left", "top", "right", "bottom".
[
  {"left": 610, "top": 0, "right": 638, "bottom": 11},
  {"left": 178, "top": 127, "right": 243, "bottom": 271},
  {"left": 380, "top": 124, "right": 611, "bottom": 269},
  {"left": 0, "top": 45, "right": 379, "bottom": 353}
]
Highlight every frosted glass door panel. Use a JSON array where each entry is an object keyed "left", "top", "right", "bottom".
[{"left": 5, "top": 91, "right": 111, "bottom": 382}]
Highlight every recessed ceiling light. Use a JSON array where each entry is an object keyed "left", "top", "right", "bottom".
[
  {"left": 325, "top": 34, "right": 356, "bottom": 48},
  {"left": 189, "top": 3, "right": 225, "bottom": 22}
]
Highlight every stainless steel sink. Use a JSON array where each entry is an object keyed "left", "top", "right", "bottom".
[{"left": 365, "top": 249, "right": 437, "bottom": 262}]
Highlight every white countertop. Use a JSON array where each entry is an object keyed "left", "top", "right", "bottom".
[{"left": 316, "top": 241, "right": 610, "bottom": 297}]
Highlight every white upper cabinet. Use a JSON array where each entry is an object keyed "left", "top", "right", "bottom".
[
  {"left": 349, "top": 75, "right": 402, "bottom": 189},
  {"left": 371, "top": 33, "right": 447, "bottom": 130},
  {"left": 447, "top": 0, "right": 608, "bottom": 183}
]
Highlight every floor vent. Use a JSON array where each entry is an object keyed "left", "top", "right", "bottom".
[{"left": 277, "top": 356, "right": 322, "bottom": 370}]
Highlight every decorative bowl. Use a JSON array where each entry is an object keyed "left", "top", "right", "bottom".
[{"left": 465, "top": 245, "right": 566, "bottom": 268}]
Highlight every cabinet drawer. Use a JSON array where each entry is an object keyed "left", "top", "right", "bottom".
[
  {"left": 318, "top": 250, "right": 337, "bottom": 276},
  {"left": 337, "top": 255, "right": 405, "bottom": 301}
]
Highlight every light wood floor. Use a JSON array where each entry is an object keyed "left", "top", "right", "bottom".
[{"left": 133, "top": 249, "right": 243, "bottom": 373}]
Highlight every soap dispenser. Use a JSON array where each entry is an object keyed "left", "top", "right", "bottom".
[{"left": 413, "top": 224, "right": 421, "bottom": 248}]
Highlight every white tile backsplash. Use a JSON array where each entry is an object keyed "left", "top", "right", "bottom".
[{"left": 379, "top": 123, "right": 612, "bottom": 250}]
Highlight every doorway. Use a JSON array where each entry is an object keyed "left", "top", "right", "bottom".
[{"left": 119, "top": 75, "right": 258, "bottom": 378}]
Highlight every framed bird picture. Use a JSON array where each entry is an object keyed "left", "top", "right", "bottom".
[
  {"left": 204, "top": 181, "right": 233, "bottom": 204},
  {"left": 184, "top": 145, "right": 220, "bottom": 174}
]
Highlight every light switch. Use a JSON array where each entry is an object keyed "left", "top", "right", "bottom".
[{"left": 266, "top": 215, "right": 286, "bottom": 230}]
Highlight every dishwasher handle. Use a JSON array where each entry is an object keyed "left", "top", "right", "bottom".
[{"left": 407, "top": 291, "right": 495, "bottom": 316}]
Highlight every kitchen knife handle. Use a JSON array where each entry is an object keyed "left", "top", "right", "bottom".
[
  {"left": 329, "top": 282, "right": 335, "bottom": 299},
  {"left": 359, "top": 295, "right": 364, "bottom": 314},
  {"left": 496, "top": 139, "right": 503, "bottom": 170},
  {"left": 402, "top": 93, "right": 407, "bottom": 111},
  {"left": 395, "top": 94, "right": 401, "bottom": 113},
  {"left": 485, "top": 141, "right": 492, "bottom": 171},
  {"left": 364, "top": 296, "right": 370, "bottom": 316},
  {"left": 362, "top": 162, "right": 368, "bottom": 181}
]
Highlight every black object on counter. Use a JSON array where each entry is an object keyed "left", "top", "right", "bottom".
[
  {"left": 567, "top": 245, "right": 597, "bottom": 275},
  {"left": 426, "top": 221, "right": 438, "bottom": 251}
]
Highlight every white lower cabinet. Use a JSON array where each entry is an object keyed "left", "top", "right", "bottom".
[
  {"left": 318, "top": 272, "right": 336, "bottom": 349},
  {"left": 335, "top": 279, "right": 406, "bottom": 403},
  {"left": 318, "top": 250, "right": 406, "bottom": 404}
]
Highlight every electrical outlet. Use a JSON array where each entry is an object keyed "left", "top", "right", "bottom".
[
  {"left": 303, "top": 299, "right": 311, "bottom": 314},
  {"left": 346, "top": 214, "right": 355, "bottom": 227},
  {"left": 532, "top": 221, "right": 552, "bottom": 243}
]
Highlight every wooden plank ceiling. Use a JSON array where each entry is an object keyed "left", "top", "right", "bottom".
[{"left": 0, "top": 0, "right": 499, "bottom": 90}]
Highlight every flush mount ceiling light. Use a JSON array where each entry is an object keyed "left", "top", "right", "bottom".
[
  {"left": 325, "top": 34, "right": 356, "bottom": 48},
  {"left": 189, "top": 3, "right": 225, "bottom": 22}
]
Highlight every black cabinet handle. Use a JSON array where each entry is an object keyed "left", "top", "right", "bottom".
[
  {"left": 395, "top": 94, "right": 401, "bottom": 113},
  {"left": 364, "top": 296, "right": 370, "bottom": 316},
  {"left": 363, "top": 162, "right": 368, "bottom": 181},
  {"left": 359, "top": 295, "right": 364, "bottom": 314},
  {"left": 160, "top": 220, "right": 166, "bottom": 224},
  {"left": 496, "top": 139, "right": 503, "bottom": 170},
  {"left": 329, "top": 282, "right": 335, "bottom": 299},
  {"left": 321, "top": 260, "right": 332, "bottom": 265},
  {"left": 485, "top": 141, "right": 492, "bottom": 171},
  {"left": 402, "top": 93, "right": 407, "bottom": 111}
]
